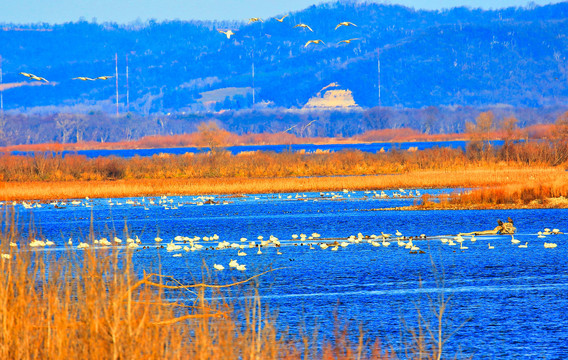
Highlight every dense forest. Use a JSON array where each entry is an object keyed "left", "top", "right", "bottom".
[
  {"left": 1, "top": 2, "right": 568, "bottom": 145},
  {"left": 2, "top": 2, "right": 568, "bottom": 111}
]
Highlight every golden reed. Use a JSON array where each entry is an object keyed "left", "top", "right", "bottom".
[
  {"left": 0, "top": 208, "right": 393, "bottom": 359},
  {"left": 1, "top": 168, "right": 565, "bottom": 201}
]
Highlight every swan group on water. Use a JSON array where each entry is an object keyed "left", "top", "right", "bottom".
[{"left": 2, "top": 196, "right": 564, "bottom": 267}]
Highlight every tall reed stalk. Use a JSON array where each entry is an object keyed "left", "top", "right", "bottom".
[{"left": 0, "top": 207, "right": 398, "bottom": 359}]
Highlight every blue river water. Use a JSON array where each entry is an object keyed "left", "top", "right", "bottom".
[
  {"left": 7, "top": 188, "right": 567, "bottom": 359},
  {"left": 10, "top": 140, "right": 505, "bottom": 158}
]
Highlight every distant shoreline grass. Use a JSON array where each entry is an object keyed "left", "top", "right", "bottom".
[
  {"left": 1, "top": 168, "right": 566, "bottom": 205},
  {"left": 0, "top": 128, "right": 468, "bottom": 152}
]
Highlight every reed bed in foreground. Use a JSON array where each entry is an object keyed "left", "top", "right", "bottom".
[
  {"left": 0, "top": 212, "right": 394, "bottom": 360},
  {"left": 1, "top": 168, "right": 565, "bottom": 201}
]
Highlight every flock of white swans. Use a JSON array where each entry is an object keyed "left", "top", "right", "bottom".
[
  {"left": 1, "top": 222, "right": 562, "bottom": 268},
  {"left": 0, "top": 190, "right": 563, "bottom": 265}
]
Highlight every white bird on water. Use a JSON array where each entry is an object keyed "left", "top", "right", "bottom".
[
  {"left": 236, "top": 264, "right": 246, "bottom": 271},
  {"left": 518, "top": 242, "right": 528, "bottom": 248},
  {"left": 511, "top": 235, "right": 520, "bottom": 244},
  {"left": 213, "top": 264, "right": 225, "bottom": 271},
  {"left": 167, "top": 242, "right": 182, "bottom": 251}
]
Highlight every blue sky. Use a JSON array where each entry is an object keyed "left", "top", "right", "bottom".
[{"left": 1, "top": 0, "right": 564, "bottom": 24}]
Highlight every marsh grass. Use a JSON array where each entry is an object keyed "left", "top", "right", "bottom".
[
  {"left": 397, "top": 253, "right": 473, "bottom": 360},
  {"left": 416, "top": 180, "right": 568, "bottom": 209},
  {"left": 1, "top": 142, "right": 566, "bottom": 183},
  {"left": 0, "top": 207, "right": 402, "bottom": 359},
  {"left": 1, "top": 168, "right": 566, "bottom": 202},
  {"left": 1, "top": 139, "right": 567, "bottom": 202}
]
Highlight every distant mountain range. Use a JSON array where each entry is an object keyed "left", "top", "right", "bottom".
[{"left": 0, "top": 1, "right": 567, "bottom": 114}]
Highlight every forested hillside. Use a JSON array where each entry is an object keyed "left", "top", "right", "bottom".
[
  {"left": 1, "top": 2, "right": 568, "bottom": 145},
  {"left": 1, "top": 2, "right": 568, "bottom": 112}
]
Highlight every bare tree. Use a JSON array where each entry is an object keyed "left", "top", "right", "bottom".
[
  {"left": 75, "top": 114, "right": 87, "bottom": 143},
  {"left": 466, "top": 110, "right": 494, "bottom": 159},
  {"left": 0, "top": 113, "right": 7, "bottom": 145},
  {"left": 553, "top": 111, "right": 568, "bottom": 165},
  {"left": 196, "top": 121, "right": 228, "bottom": 154},
  {"left": 500, "top": 115, "right": 519, "bottom": 162},
  {"left": 55, "top": 113, "right": 76, "bottom": 143}
]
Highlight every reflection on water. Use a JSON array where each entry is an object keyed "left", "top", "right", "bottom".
[{"left": 8, "top": 188, "right": 568, "bottom": 358}]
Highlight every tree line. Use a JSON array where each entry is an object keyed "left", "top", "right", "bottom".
[{"left": 0, "top": 106, "right": 567, "bottom": 146}]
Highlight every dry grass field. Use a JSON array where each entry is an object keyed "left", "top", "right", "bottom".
[{"left": 0, "top": 167, "right": 565, "bottom": 204}]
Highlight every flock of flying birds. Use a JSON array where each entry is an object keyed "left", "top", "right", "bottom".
[
  {"left": 17, "top": 16, "right": 357, "bottom": 84},
  {"left": 19, "top": 71, "right": 113, "bottom": 84},
  {"left": 219, "top": 16, "right": 359, "bottom": 47}
]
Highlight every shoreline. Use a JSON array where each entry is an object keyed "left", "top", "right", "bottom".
[
  {"left": 368, "top": 199, "right": 568, "bottom": 211},
  {"left": 1, "top": 168, "right": 566, "bottom": 207},
  {"left": 0, "top": 135, "right": 470, "bottom": 153}
]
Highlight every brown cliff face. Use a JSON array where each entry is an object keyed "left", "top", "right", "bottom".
[{"left": 303, "top": 85, "right": 361, "bottom": 110}]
